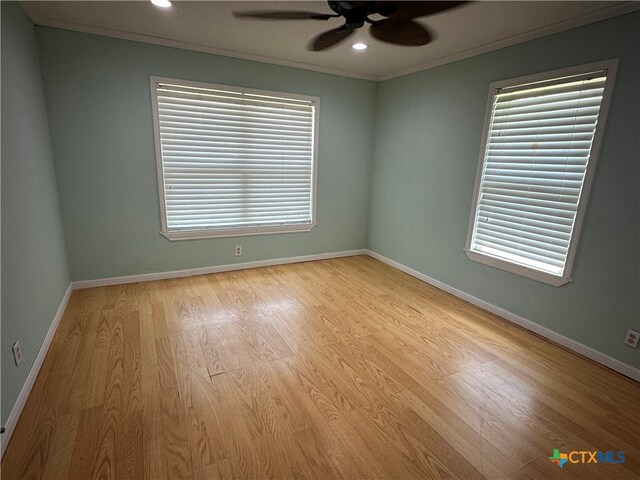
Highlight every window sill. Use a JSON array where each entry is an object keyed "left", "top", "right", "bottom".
[
  {"left": 161, "top": 223, "right": 317, "bottom": 241},
  {"left": 464, "top": 249, "right": 571, "bottom": 287}
]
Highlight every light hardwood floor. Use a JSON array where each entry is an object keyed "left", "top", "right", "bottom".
[{"left": 2, "top": 256, "right": 639, "bottom": 479}]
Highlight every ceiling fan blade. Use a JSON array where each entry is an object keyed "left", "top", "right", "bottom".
[
  {"left": 309, "top": 25, "right": 355, "bottom": 51},
  {"left": 376, "top": 1, "right": 468, "bottom": 19},
  {"left": 369, "top": 19, "right": 433, "bottom": 46},
  {"left": 233, "top": 11, "right": 338, "bottom": 20}
]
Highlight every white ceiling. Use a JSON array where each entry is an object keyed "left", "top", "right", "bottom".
[{"left": 21, "top": 1, "right": 639, "bottom": 80}]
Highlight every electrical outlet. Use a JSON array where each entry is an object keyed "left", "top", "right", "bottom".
[
  {"left": 234, "top": 245, "right": 242, "bottom": 256},
  {"left": 12, "top": 342, "right": 22, "bottom": 366},
  {"left": 624, "top": 329, "right": 639, "bottom": 349}
]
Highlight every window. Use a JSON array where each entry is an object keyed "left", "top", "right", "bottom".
[
  {"left": 150, "top": 76, "right": 318, "bottom": 240},
  {"left": 465, "top": 60, "right": 618, "bottom": 286}
]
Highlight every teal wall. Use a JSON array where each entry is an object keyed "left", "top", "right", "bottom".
[
  {"left": 1, "top": 3, "right": 71, "bottom": 426},
  {"left": 36, "top": 28, "right": 377, "bottom": 281},
  {"left": 368, "top": 12, "right": 640, "bottom": 368}
]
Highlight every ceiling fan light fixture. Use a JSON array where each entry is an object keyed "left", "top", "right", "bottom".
[
  {"left": 351, "top": 42, "right": 368, "bottom": 50},
  {"left": 150, "top": 0, "right": 172, "bottom": 8}
]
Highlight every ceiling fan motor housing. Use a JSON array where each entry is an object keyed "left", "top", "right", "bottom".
[{"left": 329, "top": 1, "right": 375, "bottom": 28}]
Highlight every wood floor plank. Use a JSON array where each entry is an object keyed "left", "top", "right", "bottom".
[
  {"left": 254, "top": 361, "right": 310, "bottom": 437},
  {"left": 3, "top": 256, "right": 638, "bottom": 479},
  {"left": 284, "top": 349, "right": 358, "bottom": 414},
  {"left": 41, "top": 412, "right": 80, "bottom": 480},
  {"left": 83, "top": 310, "right": 116, "bottom": 409},
  {"left": 194, "top": 459, "right": 237, "bottom": 480},
  {"left": 345, "top": 406, "right": 426, "bottom": 479},
  {"left": 270, "top": 356, "right": 343, "bottom": 426},
  {"left": 206, "top": 372, "right": 265, "bottom": 479},
  {"left": 155, "top": 336, "right": 178, "bottom": 390},
  {"left": 67, "top": 406, "right": 106, "bottom": 479},
  {"left": 159, "top": 387, "right": 194, "bottom": 479},
  {"left": 142, "top": 392, "right": 167, "bottom": 480},
  {"left": 172, "top": 348, "right": 216, "bottom": 472},
  {"left": 288, "top": 426, "right": 345, "bottom": 479},
  {"left": 398, "top": 385, "right": 518, "bottom": 479},
  {"left": 317, "top": 415, "right": 388, "bottom": 479}
]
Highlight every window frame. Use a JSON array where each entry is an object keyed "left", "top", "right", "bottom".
[
  {"left": 150, "top": 76, "right": 320, "bottom": 241},
  {"left": 464, "top": 59, "right": 618, "bottom": 286}
]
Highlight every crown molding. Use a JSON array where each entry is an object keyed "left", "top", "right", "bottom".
[
  {"left": 17, "top": 1, "right": 378, "bottom": 82},
  {"left": 19, "top": 1, "right": 640, "bottom": 82},
  {"left": 378, "top": 2, "right": 640, "bottom": 81}
]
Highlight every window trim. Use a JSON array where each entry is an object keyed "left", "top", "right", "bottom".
[
  {"left": 150, "top": 76, "right": 320, "bottom": 241},
  {"left": 464, "top": 59, "right": 619, "bottom": 287}
]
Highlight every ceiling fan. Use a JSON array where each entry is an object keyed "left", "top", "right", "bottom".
[{"left": 233, "top": 1, "right": 467, "bottom": 51}]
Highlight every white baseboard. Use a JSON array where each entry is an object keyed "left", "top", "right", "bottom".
[
  {"left": 0, "top": 283, "right": 74, "bottom": 458},
  {"left": 72, "top": 249, "right": 367, "bottom": 289},
  {"left": 365, "top": 250, "right": 640, "bottom": 383}
]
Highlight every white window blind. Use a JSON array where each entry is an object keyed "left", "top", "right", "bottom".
[
  {"left": 151, "top": 77, "right": 318, "bottom": 239},
  {"left": 466, "top": 62, "right": 616, "bottom": 286}
]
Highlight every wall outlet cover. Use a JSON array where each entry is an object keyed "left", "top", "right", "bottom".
[
  {"left": 234, "top": 245, "right": 242, "bottom": 256},
  {"left": 624, "top": 329, "right": 639, "bottom": 348}
]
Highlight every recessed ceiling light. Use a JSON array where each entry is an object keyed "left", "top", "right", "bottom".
[
  {"left": 151, "top": 0, "right": 172, "bottom": 8},
  {"left": 352, "top": 43, "right": 368, "bottom": 51}
]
